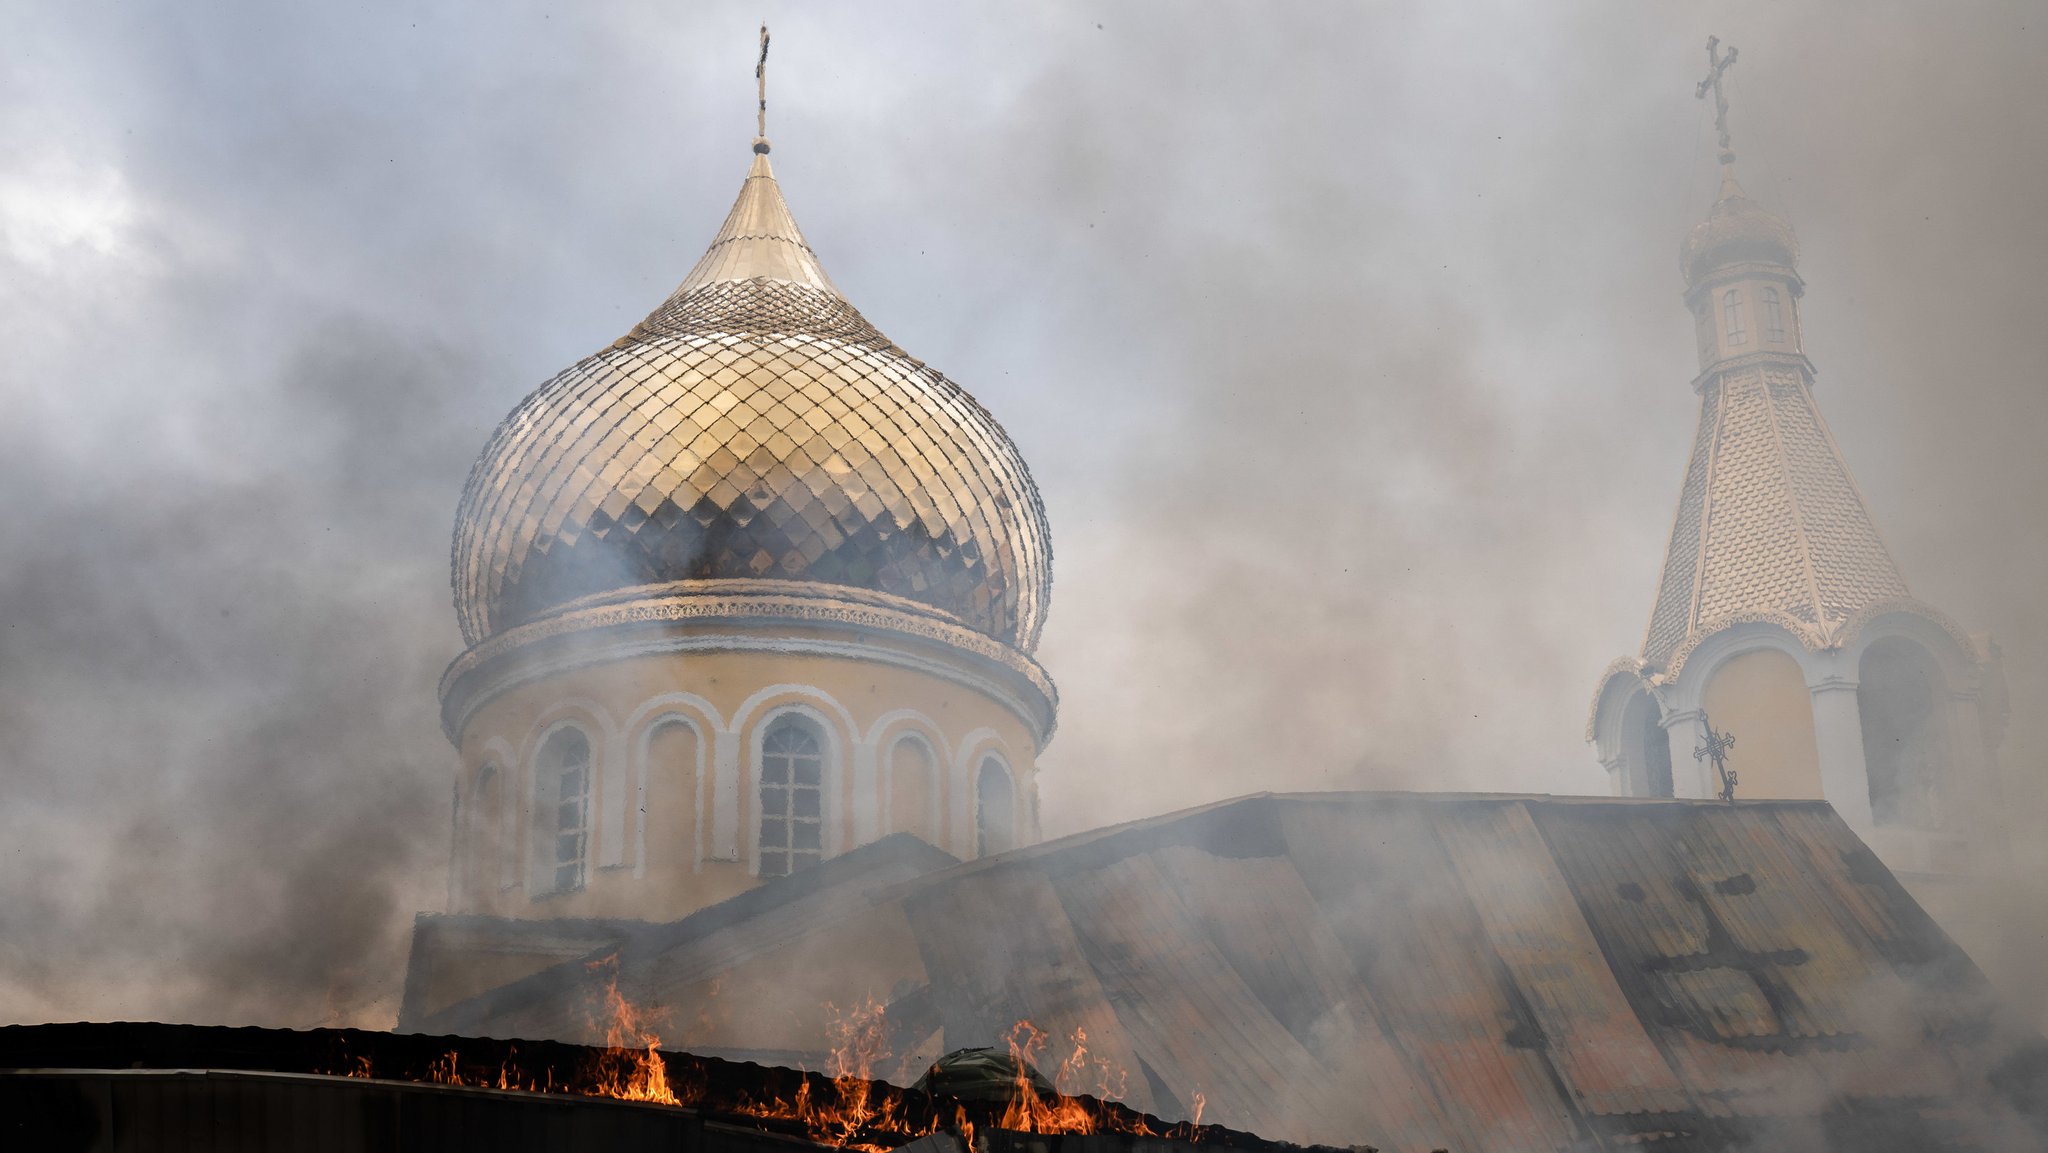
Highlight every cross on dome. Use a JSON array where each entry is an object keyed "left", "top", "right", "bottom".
[
  {"left": 1695, "top": 35, "right": 1741, "bottom": 168},
  {"left": 754, "top": 23, "right": 772, "bottom": 154}
]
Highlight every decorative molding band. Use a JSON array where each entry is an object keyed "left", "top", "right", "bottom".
[
  {"left": 1655, "top": 598, "right": 1983, "bottom": 686},
  {"left": 1836, "top": 597, "right": 1981, "bottom": 663},
  {"left": 1659, "top": 609, "right": 1828, "bottom": 684},
  {"left": 1689, "top": 350, "right": 1817, "bottom": 394},
  {"left": 1683, "top": 262, "right": 1806, "bottom": 305},
  {"left": 439, "top": 583, "right": 1058, "bottom": 748},
  {"left": 1585, "top": 655, "right": 1651, "bottom": 742}
]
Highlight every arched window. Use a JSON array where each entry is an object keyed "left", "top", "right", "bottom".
[
  {"left": 758, "top": 714, "right": 824, "bottom": 877},
  {"left": 975, "top": 757, "right": 1015, "bottom": 858},
  {"left": 533, "top": 728, "right": 591, "bottom": 895},
  {"left": 1761, "top": 286, "right": 1786, "bottom": 343},
  {"left": 471, "top": 763, "right": 502, "bottom": 894},
  {"left": 1722, "top": 288, "right": 1747, "bottom": 346},
  {"left": 1859, "top": 638, "right": 1950, "bottom": 829},
  {"left": 888, "top": 735, "right": 937, "bottom": 842}
]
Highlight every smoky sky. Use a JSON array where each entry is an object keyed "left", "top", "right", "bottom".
[{"left": 2, "top": 1, "right": 2045, "bottom": 1027}]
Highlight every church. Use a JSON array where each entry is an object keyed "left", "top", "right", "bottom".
[{"left": 401, "top": 39, "right": 2040, "bottom": 1153}]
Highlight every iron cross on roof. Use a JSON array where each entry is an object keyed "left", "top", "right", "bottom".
[
  {"left": 1695, "top": 35, "right": 1741, "bottom": 166},
  {"left": 1694, "top": 711, "right": 1739, "bottom": 803}
]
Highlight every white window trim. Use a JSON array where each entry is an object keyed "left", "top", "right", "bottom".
[{"left": 746, "top": 705, "right": 843, "bottom": 878}]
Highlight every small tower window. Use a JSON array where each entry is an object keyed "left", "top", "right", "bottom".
[
  {"left": 534, "top": 728, "right": 591, "bottom": 895},
  {"left": 1762, "top": 287, "right": 1785, "bottom": 343},
  {"left": 975, "top": 757, "right": 1015, "bottom": 857},
  {"left": 1722, "top": 288, "right": 1747, "bottom": 346},
  {"left": 758, "top": 714, "right": 824, "bottom": 877}
]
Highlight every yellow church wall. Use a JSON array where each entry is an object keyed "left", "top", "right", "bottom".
[
  {"left": 449, "top": 640, "right": 1038, "bottom": 922},
  {"left": 887, "top": 736, "right": 940, "bottom": 838},
  {"left": 1702, "top": 648, "right": 1822, "bottom": 799},
  {"left": 642, "top": 717, "right": 702, "bottom": 880}
]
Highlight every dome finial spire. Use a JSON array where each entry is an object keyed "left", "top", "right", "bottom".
[
  {"left": 753, "top": 23, "right": 772, "bottom": 154},
  {"left": 1694, "top": 35, "right": 1741, "bottom": 193}
]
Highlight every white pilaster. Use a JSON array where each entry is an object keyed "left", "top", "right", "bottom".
[
  {"left": 1662, "top": 709, "right": 1711, "bottom": 799},
  {"left": 712, "top": 728, "right": 741, "bottom": 860},
  {"left": 1809, "top": 674, "right": 1874, "bottom": 828},
  {"left": 851, "top": 741, "right": 879, "bottom": 844},
  {"left": 599, "top": 735, "right": 629, "bottom": 869},
  {"left": 1598, "top": 754, "right": 1630, "bottom": 797},
  {"left": 1942, "top": 690, "right": 2001, "bottom": 865}
]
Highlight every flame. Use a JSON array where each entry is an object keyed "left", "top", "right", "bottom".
[
  {"left": 994, "top": 1021, "right": 1101, "bottom": 1136},
  {"left": 317, "top": 980, "right": 1211, "bottom": 1149},
  {"left": 729, "top": 998, "right": 932, "bottom": 1152},
  {"left": 586, "top": 966, "right": 690, "bottom": 1106},
  {"left": 1050, "top": 1025, "right": 1129, "bottom": 1102}
]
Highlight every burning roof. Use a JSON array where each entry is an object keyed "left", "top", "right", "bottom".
[{"left": 406, "top": 792, "right": 2048, "bottom": 1152}]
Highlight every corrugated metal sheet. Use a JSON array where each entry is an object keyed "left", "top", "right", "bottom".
[
  {"left": 1149, "top": 845, "right": 1459, "bottom": 1153},
  {"left": 1669, "top": 808, "right": 1879, "bottom": 1039},
  {"left": 1277, "top": 799, "right": 1585, "bottom": 1153},
  {"left": 1534, "top": 803, "right": 1841, "bottom": 1115},
  {"left": 1049, "top": 852, "right": 1350, "bottom": 1137},
  {"left": 903, "top": 861, "right": 1158, "bottom": 1118},
  {"left": 1434, "top": 802, "right": 1693, "bottom": 1118}
]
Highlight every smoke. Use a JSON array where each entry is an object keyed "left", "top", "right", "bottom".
[{"left": 2, "top": 0, "right": 2045, "bottom": 1038}]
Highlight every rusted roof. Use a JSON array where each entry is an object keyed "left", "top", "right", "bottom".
[{"left": 412, "top": 793, "right": 2045, "bottom": 1152}]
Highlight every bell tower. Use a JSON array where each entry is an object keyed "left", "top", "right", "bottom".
[{"left": 1589, "top": 39, "right": 2008, "bottom": 907}]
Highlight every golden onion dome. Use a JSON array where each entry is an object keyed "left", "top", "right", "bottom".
[
  {"left": 1681, "top": 166, "right": 1799, "bottom": 288},
  {"left": 451, "top": 146, "right": 1051, "bottom": 651}
]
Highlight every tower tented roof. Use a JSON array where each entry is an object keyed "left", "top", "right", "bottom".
[{"left": 1642, "top": 361, "right": 1910, "bottom": 667}]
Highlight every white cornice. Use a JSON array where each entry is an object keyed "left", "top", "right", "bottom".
[{"left": 439, "top": 582, "right": 1057, "bottom": 750}]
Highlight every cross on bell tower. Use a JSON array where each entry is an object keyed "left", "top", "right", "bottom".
[{"left": 1695, "top": 35, "right": 1740, "bottom": 167}]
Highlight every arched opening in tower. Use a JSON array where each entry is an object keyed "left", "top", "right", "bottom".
[
  {"left": 1624, "top": 690, "right": 1675, "bottom": 798},
  {"left": 1858, "top": 637, "right": 1951, "bottom": 830},
  {"left": 1702, "top": 648, "right": 1821, "bottom": 799}
]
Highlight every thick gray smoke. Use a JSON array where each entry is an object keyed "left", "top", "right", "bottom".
[{"left": 1, "top": 0, "right": 2043, "bottom": 1031}]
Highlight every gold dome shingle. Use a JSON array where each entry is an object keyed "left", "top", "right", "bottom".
[{"left": 452, "top": 151, "right": 1051, "bottom": 651}]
